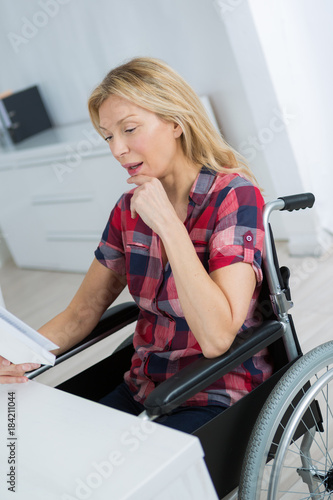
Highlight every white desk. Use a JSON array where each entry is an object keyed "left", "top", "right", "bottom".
[{"left": 0, "top": 381, "right": 218, "bottom": 500}]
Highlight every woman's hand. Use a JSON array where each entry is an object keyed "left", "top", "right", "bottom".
[
  {"left": 0, "top": 356, "right": 40, "bottom": 384},
  {"left": 127, "top": 175, "right": 177, "bottom": 235}
]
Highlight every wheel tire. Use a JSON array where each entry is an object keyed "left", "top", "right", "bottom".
[{"left": 239, "top": 341, "right": 333, "bottom": 499}]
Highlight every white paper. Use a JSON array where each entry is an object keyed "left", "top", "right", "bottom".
[{"left": 0, "top": 306, "right": 58, "bottom": 365}]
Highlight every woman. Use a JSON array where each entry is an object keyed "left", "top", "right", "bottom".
[{"left": 0, "top": 58, "right": 273, "bottom": 433}]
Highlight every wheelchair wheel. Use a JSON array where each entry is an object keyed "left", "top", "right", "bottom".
[{"left": 239, "top": 341, "right": 333, "bottom": 499}]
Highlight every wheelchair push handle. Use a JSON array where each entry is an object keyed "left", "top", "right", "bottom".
[{"left": 278, "top": 193, "right": 315, "bottom": 212}]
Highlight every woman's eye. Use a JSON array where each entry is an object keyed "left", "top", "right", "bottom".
[
  {"left": 104, "top": 136, "right": 113, "bottom": 142},
  {"left": 125, "top": 127, "right": 136, "bottom": 133}
]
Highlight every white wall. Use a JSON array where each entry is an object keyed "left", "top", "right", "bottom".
[
  {"left": 248, "top": 0, "right": 333, "bottom": 250},
  {"left": 0, "top": 286, "right": 5, "bottom": 308},
  {"left": 0, "top": 233, "right": 10, "bottom": 268},
  {"left": 1, "top": 0, "right": 243, "bottom": 127},
  {"left": 0, "top": 0, "right": 329, "bottom": 261}
]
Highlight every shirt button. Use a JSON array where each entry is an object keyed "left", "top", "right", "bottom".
[
  {"left": 153, "top": 298, "right": 156, "bottom": 304},
  {"left": 246, "top": 235, "right": 252, "bottom": 242}
]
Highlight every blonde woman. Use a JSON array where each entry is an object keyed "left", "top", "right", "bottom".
[{"left": 0, "top": 58, "right": 273, "bottom": 433}]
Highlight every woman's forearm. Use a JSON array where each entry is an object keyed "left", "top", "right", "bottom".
[
  {"left": 160, "top": 218, "right": 252, "bottom": 358},
  {"left": 38, "top": 305, "right": 102, "bottom": 356},
  {"left": 160, "top": 219, "right": 256, "bottom": 358},
  {"left": 38, "top": 259, "right": 127, "bottom": 356}
]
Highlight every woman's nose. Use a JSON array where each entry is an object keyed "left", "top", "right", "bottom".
[{"left": 110, "top": 136, "right": 129, "bottom": 159}]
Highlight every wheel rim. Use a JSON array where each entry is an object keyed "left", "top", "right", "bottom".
[
  {"left": 268, "top": 368, "right": 333, "bottom": 499},
  {"left": 256, "top": 357, "right": 333, "bottom": 499}
]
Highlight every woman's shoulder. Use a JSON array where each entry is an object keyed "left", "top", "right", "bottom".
[
  {"left": 213, "top": 171, "right": 257, "bottom": 189},
  {"left": 212, "top": 171, "right": 264, "bottom": 209}
]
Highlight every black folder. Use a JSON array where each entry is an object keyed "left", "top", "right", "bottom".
[{"left": 0, "top": 85, "right": 52, "bottom": 144}]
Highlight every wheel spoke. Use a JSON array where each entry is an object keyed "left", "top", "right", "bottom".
[{"left": 239, "top": 342, "right": 333, "bottom": 500}]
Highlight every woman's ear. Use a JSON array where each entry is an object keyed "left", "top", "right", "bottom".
[{"left": 173, "top": 122, "right": 183, "bottom": 139}]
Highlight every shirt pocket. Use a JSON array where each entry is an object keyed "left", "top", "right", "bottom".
[{"left": 125, "top": 241, "right": 150, "bottom": 297}]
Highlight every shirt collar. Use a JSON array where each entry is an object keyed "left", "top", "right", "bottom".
[{"left": 188, "top": 165, "right": 216, "bottom": 206}]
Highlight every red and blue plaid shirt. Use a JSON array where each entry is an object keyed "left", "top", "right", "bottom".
[{"left": 95, "top": 166, "right": 273, "bottom": 407}]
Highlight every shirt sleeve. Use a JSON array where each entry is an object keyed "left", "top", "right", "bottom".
[
  {"left": 208, "top": 180, "right": 265, "bottom": 284},
  {"left": 94, "top": 195, "right": 126, "bottom": 276}
]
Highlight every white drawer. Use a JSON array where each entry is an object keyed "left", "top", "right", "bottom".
[{"left": 0, "top": 151, "right": 129, "bottom": 272}]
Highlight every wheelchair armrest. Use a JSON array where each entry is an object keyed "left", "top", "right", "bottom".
[
  {"left": 28, "top": 301, "right": 139, "bottom": 379},
  {"left": 144, "top": 320, "right": 285, "bottom": 418}
]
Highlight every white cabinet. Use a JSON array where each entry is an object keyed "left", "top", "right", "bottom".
[{"left": 0, "top": 122, "right": 129, "bottom": 272}]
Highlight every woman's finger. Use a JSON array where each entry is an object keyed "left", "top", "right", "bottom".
[
  {"left": 127, "top": 175, "right": 153, "bottom": 186},
  {"left": 1, "top": 362, "right": 40, "bottom": 375},
  {"left": 0, "top": 375, "right": 28, "bottom": 384},
  {"left": 0, "top": 356, "right": 11, "bottom": 366},
  {"left": 130, "top": 197, "right": 138, "bottom": 219},
  {"left": 0, "top": 362, "right": 41, "bottom": 384},
  {"left": 13, "top": 363, "right": 41, "bottom": 373}
]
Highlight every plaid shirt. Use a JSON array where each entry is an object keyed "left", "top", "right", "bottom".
[{"left": 95, "top": 166, "right": 273, "bottom": 407}]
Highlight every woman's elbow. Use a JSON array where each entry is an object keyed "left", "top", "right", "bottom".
[{"left": 201, "top": 330, "right": 236, "bottom": 359}]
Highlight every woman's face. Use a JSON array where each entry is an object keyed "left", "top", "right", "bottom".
[{"left": 98, "top": 95, "right": 183, "bottom": 179}]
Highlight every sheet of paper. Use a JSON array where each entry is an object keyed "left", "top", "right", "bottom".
[{"left": 0, "top": 306, "right": 58, "bottom": 365}]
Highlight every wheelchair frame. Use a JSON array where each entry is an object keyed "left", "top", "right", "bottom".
[{"left": 30, "top": 192, "right": 333, "bottom": 499}]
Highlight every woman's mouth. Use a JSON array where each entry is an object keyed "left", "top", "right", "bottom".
[{"left": 125, "top": 162, "right": 143, "bottom": 176}]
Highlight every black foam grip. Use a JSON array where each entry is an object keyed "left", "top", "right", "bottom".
[{"left": 278, "top": 193, "right": 315, "bottom": 212}]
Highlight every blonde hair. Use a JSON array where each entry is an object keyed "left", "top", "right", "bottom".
[{"left": 88, "top": 57, "right": 258, "bottom": 186}]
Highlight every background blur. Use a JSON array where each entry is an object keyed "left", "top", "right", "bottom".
[{"left": 0, "top": 0, "right": 332, "bottom": 349}]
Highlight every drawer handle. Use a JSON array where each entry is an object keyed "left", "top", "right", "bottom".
[
  {"left": 31, "top": 193, "right": 93, "bottom": 205},
  {"left": 46, "top": 231, "right": 100, "bottom": 242}
]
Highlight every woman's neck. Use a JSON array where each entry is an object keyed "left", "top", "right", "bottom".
[{"left": 159, "top": 158, "right": 201, "bottom": 208}]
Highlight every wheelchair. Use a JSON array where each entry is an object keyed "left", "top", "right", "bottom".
[{"left": 29, "top": 192, "right": 333, "bottom": 499}]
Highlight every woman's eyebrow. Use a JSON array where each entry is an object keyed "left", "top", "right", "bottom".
[{"left": 99, "top": 114, "right": 138, "bottom": 132}]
